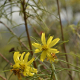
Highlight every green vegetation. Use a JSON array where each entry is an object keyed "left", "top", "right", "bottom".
[{"left": 0, "top": 0, "right": 80, "bottom": 80}]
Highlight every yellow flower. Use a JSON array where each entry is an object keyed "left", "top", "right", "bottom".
[
  {"left": 47, "top": 53, "right": 57, "bottom": 62},
  {"left": 32, "top": 33, "right": 60, "bottom": 62},
  {"left": 19, "top": 52, "right": 37, "bottom": 76},
  {"left": 11, "top": 52, "right": 37, "bottom": 78}
]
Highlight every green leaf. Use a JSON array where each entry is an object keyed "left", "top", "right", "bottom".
[{"left": 7, "top": 36, "right": 15, "bottom": 44}]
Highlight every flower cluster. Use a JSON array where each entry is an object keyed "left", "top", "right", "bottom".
[
  {"left": 32, "top": 33, "right": 60, "bottom": 62},
  {"left": 11, "top": 33, "right": 60, "bottom": 79},
  {"left": 11, "top": 52, "right": 37, "bottom": 79}
]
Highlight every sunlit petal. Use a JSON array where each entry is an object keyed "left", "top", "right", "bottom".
[
  {"left": 32, "top": 43, "right": 41, "bottom": 48},
  {"left": 34, "top": 49, "right": 41, "bottom": 53},
  {"left": 20, "top": 52, "right": 25, "bottom": 62},
  {"left": 47, "top": 53, "right": 52, "bottom": 58},
  {"left": 30, "top": 68, "right": 37, "bottom": 73},
  {"left": 27, "top": 58, "right": 35, "bottom": 66},
  {"left": 49, "top": 38, "right": 60, "bottom": 47},
  {"left": 40, "top": 51, "right": 47, "bottom": 62},
  {"left": 41, "top": 33, "right": 46, "bottom": 45},
  {"left": 13, "top": 63, "right": 20, "bottom": 68},
  {"left": 47, "top": 36, "right": 53, "bottom": 46},
  {"left": 29, "top": 73, "right": 34, "bottom": 76},
  {"left": 24, "top": 52, "right": 30, "bottom": 63},
  {"left": 13, "top": 52, "right": 21, "bottom": 63},
  {"left": 49, "top": 48, "right": 59, "bottom": 53},
  {"left": 23, "top": 71, "right": 27, "bottom": 76}
]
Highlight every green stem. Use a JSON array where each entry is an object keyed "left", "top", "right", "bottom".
[{"left": 51, "top": 62, "right": 58, "bottom": 80}]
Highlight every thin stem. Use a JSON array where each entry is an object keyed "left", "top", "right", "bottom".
[
  {"left": 0, "top": 53, "right": 12, "bottom": 65},
  {"left": 59, "top": 59, "right": 80, "bottom": 69},
  {"left": 0, "top": 75, "right": 7, "bottom": 80},
  {"left": 56, "top": 0, "right": 73, "bottom": 80},
  {"left": 51, "top": 62, "right": 58, "bottom": 80},
  {"left": 21, "top": 0, "right": 37, "bottom": 68},
  {"left": 37, "top": 59, "right": 51, "bottom": 74}
]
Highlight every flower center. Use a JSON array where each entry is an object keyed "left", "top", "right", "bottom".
[
  {"left": 20, "top": 64, "right": 25, "bottom": 71},
  {"left": 11, "top": 68, "right": 21, "bottom": 80},
  {"left": 42, "top": 45, "right": 48, "bottom": 51}
]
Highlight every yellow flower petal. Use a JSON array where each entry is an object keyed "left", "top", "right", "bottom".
[
  {"left": 20, "top": 52, "right": 25, "bottom": 62},
  {"left": 29, "top": 73, "right": 34, "bottom": 76},
  {"left": 23, "top": 71, "right": 27, "bottom": 76},
  {"left": 23, "top": 66, "right": 35, "bottom": 76},
  {"left": 13, "top": 52, "right": 21, "bottom": 63},
  {"left": 32, "top": 43, "right": 41, "bottom": 48},
  {"left": 47, "top": 36, "right": 53, "bottom": 46},
  {"left": 29, "top": 67, "right": 37, "bottom": 73},
  {"left": 30, "top": 68, "right": 37, "bottom": 73},
  {"left": 40, "top": 51, "right": 47, "bottom": 62},
  {"left": 41, "top": 33, "right": 46, "bottom": 45},
  {"left": 13, "top": 63, "right": 20, "bottom": 68},
  {"left": 49, "top": 48, "right": 59, "bottom": 53},
  {"left": 24, "top": 52, "right": 30, "bottom": 63},
  {"left": 27, "top": 58, "right": 35, "bottom": 66},
  {"left": 49, "top": 38, "right": 60, "bottom": 47},
  {"left": 34, "top": 49, "right": 41, "bottom": 53},
  {"left": 47, "top": 53, "right": 57, "bottom": 62}
]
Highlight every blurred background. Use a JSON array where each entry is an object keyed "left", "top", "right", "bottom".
[{"left": 0, "top": 0, "right": 80, "bottom": 80}]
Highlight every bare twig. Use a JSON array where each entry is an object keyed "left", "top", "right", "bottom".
[
  {"left": 21, "top": 0, "right": 37, "bottom": 68},
  {"left": 0, "top": 53, "right": 12, "bottom": 65},
  {"left": 0, "top": 75, "right": 7, "bottom": 80},
  {"left": 56, "top": 0, "right": 73, "bottom": 80}
]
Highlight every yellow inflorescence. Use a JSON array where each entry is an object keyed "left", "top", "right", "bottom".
[
  {"left": 32, "top": 33, "right": 60, "bottom": 62},
  {"left": 11, "top": 52, "right": 37, "bottom": 79}
]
